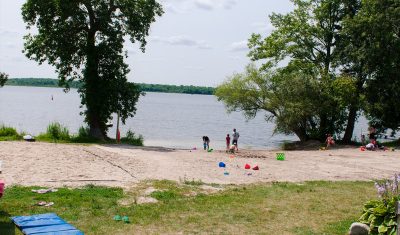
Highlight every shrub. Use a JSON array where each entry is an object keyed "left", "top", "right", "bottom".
[
  {"left": 37, "top": 122, "right": 70, "bottom": 142},
  {"left": 0, "top": 125, "right": 18, "bottom": 137},
  {"left": 71, "top": 126, "right": 99, "bottom": 143},
  {"left": 120, "top": 130, "right": 144, "bottom": 146},
  {"left": 358, "top": 173, "right": 399, "bottom": 234},
  {"left": 0, "top": 125, "right": 22, "bottom": 141}
]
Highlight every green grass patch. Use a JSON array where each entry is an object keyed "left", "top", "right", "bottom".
[
  {"left": 0, "top": 181, "right": 376, "bottom": 234},
  {"left": 0, "top": 125, "right": 22, "bottom": 141}
]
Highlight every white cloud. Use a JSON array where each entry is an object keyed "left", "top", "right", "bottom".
[
  {"left": 150, "top": 35, "right": 212, "bottom": 49},
  {"left": 229, "top": 40, "right": 248, "bottom": 52}
]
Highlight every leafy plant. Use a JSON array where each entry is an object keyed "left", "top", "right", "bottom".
[
  {"left": 37, "top": 122, "right": 70, "bottom": 142},
  {"left": 120, "top": 130, "right": 144, "bottom": 146},
  {"left": 358, "top": 174, "right": 399, "bottom": 234},
  {"left": 0, "top": 125, "right": 19, "bottom": 137}
]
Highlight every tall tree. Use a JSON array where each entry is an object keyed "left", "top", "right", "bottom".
[
  {"left": 0, "top": 72, "right": 8, "bottom": 87},
  {"left": 247, "top": 0, "right": 350, "bottom": 141},
  {"left": 343, "top": 0, "right": 400, "bottom": 133},
  {"left": 22, "top": 0, "right": 163, "bottom": 139}
]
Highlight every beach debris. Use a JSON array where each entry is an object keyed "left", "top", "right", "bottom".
[
  {"left": 37, "top": 201, "right": 54, "bottom": 207},
  {"left": 224, "top": 171, "right": 230, "bottom": 176},
  {"left": 32, "top": 188, "right": 58, "bottom": 194},
  {"left": 192, "top": 147, "right": 197, "bottom": 150},
  {"left": 246, "top": 173, "right": 253, "bottom": 176},
  {"left": 276, "top": 153, "right": 285, "bottom": 161},
  {"left": 23, "top": 135, "right": 35, "bottom": 142},
  {"left": 245, "top": 164, "right": 251, "bottom": 169},
  {"left": 218, "top": 162, "right": 226, "bottom": 168},
  {"left": 229, "top": 155, "right": 235, "bottom": 159},
  {"left": 252, "top": 165, "right": 259, "bottom": 171}
]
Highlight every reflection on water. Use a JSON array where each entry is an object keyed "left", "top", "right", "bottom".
[{"left": 0, "top": 86, "right": 369, "bottom": 149}]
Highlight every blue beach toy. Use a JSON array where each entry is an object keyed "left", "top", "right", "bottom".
[{"left": 219, "top": 162, "right": 226, "bottom": 168}]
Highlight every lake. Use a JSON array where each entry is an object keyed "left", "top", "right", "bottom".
[{"left": 0, "top": 86, "right": 369, "bottom": 149}]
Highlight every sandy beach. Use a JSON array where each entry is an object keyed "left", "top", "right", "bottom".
[{"left": 0, "top": 141, "right": 399, "bottom": 188}]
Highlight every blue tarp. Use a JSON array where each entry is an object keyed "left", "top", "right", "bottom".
[{"left": 11, "top": 213, "right": 83, "bottom": 235}]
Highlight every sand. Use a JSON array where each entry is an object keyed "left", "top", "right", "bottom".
[{"left": 0, "top": 141, "right": 399, "bottom": 188}]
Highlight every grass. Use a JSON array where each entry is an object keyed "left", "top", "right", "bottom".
[
  {"left": 0, "top": 125, "right": 22, "bottom": 141},
  {"left": 0, "top": 181, "right": 376, "bottom": 235},
  {"left": 1, "top": 123, "right": 144, "bottom": 146}
]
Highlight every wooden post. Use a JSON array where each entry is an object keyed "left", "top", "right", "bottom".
[
  {"left": 397, "top": 201, "right": 400, "bottom": 235},
  {"left": 116, "top": 112, "right": 120, "bottom": 144}
]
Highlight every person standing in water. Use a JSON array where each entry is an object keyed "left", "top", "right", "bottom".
[{"left": 232, "top": 128, "right": 240, "bottom": 151}]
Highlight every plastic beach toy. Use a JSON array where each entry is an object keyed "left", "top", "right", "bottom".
[
  {"left": 276, "top": 153, "right": 285, "bottom": 161},
  {"left": 122, "top": 216, "right": 130, "bottom": 223},
  {"left": 208, "top": 149, "right": 214, "bottom": 152},
  {"left": 224, "top": 171, "right": 230, "bottom": 175},
  {"left": 245, "top": 164, "right": 251, "bottom": 169},
  {"left": 113, "top": 215, "right": 122, "bottom": 221},
  {"left": 219, "top": 162, "right": 226, "bottom": 168},
  {"left": 252, "top": 166, "right": 259, "bottom": 171}
]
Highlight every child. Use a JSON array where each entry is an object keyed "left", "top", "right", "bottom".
[
  {"left": 202, "top": 136, "right": 207, "bottom": 150},
  {"left": 226, "top": 134, "right": 231, "bottom": 152},
  {"left": 326, "top": 134, "right": 335, "bottom": 149}
]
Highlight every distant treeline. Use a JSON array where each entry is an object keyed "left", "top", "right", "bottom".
[{"left": 5, "top": 78, "right": 215, "bottom": 95}]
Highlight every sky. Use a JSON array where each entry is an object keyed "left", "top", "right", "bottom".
[{"left": 0, "top": 0, "right": 293, "bottom": 87}]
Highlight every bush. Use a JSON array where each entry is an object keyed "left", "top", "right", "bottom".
[
  {"left": 0, "top": 125, "right": 18, "bottom": 137},
  {"left": 71, "top": 126, "right": 100, "bottom": 143},
  {"left": 120, "top": 130, "right": 144, "bottom": 146},
  {"left": 0, "top": 125, "right": 22, "bottom": 141},
  {"left": 37, "top": 122, "right": 70, "bottom": 142},
  {"left": 358, "top": 173, "right": 399, "bottom": 234}
]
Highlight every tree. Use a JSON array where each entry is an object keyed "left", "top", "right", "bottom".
[
  {"left": 245, "top": 0, "right": 352, "bottom": 141},
  {"left": 22, "top": 0, "right": 163, "bottom": 139},
  {"left": 0, "top": 72, "right": 8, "bottom": 87},
  {"left": 342, "top": 0, "right": 400, "bottom": 133},
  {"left": 216, "top": 64, "right": 322, "bottom": 141}
]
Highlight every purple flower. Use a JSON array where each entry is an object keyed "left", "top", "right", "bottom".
[{"left": 375, "top": 182, "right": 386, "bottom": 197}]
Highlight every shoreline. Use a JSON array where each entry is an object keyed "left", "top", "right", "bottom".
[{"left": 0, "top": 141, "right": 398, "bottom": 188}]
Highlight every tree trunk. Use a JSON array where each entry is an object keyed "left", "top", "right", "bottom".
[
  {"left": 85, "top": 26, "right": 106, "bottom": 140},
  {"left": 294, "top": 128, "right": 309, "bottom": 142},
  {"left": 342, "top": 104, "right": 357, "bottom": 143}
]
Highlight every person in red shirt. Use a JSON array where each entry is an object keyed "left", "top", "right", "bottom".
[{"left": 226, "top": 134, "right": 231, "bottom": 152}]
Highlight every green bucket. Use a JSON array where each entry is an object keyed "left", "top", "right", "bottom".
[{"left": 276, "top": 153, "right": 285, "bottom": 161}]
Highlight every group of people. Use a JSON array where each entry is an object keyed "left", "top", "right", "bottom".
[{"left": 202, "top": 128, "right": 240, "bottom": 153}]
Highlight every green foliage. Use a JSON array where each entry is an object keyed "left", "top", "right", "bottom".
[
  {"left": 220, "top": 0, "right": 359, "bottom": 142},
  {"left": 120, "top": 129, "right": 144, "bottom": 146},
  {"left": 6, "top": 78, "right": 215, "bottom": 95},
  {"left": 342, "top": 0, "right": 400, "bottom": 133},
  {"left": 6, "top": 78, "right": 81, "bottom": 88},
  {"left": 358, "top": 174, "right": 399, "bottom": 235},
  {"left": 22, "top": 0, "right": 163, "bottom": 140},
  {"left": 0, "top": 72, "right": 8, "bottom": 87},
  {"left": 0, "top": 125, "right": 22, "bottom": 141},
  {"left": 37, "top": 122, "right": 70, "bottom": 142}
]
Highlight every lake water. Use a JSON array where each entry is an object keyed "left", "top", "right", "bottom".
[{"left": 0, "top": 86, "right": 369, "bottom": 149}]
